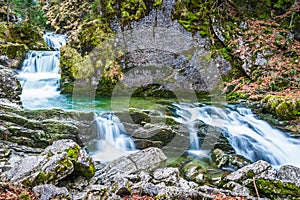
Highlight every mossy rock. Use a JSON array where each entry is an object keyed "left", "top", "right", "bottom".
[
  {"left": 128, "top": 108, "right": 151, "bottom": 124},
  {"left": 262, "top": 95, "right": 300, "bottom": 120},
  {"left": 247, "top": 179, "right": 300, "bottom": 198},
  {"left": 0, "top": 43, "right": 27, "bottom": 60}
]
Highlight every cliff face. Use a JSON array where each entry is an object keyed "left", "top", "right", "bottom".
[
  {"left": 0, "top": 0, "right": 289, "bottom": 121},
  {"left": 46, "top": 0, "right": 299, "bottom": 100}
]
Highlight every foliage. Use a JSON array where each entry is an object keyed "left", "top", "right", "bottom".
[{"left": 2, "top": 0, "right": 47, "bottom": 27}]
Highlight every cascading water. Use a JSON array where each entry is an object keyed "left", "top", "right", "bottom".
[
  {"left": 43, "top": 32, "right": 67, "bottom": 50},
  {"left": 173, "top": 103, "right": 300, "bottom": 168},
  {"left": 90, "top": 112, "right": 136, "bottom": 162},
  {"left": 17, "top": 32, "right": 66, "bottom": 109}
]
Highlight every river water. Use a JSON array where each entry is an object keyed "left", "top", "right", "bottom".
[{"left": 15, "top": 32, "right": 300, "bottom": 167}]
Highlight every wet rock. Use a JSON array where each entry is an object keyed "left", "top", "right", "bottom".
[
  {"left": 129, "top": 122, "right": 178, "bottom": 148},
  {"left": 182, "top": 161, "right": 206, "bottom": 184},
  {"left": 211, "top": 148, "right": 251, "bottom": 170},
  {"left": 211, "top": 149, "right": 229, "bottom": 168},
  {"left": 33, "top": 184, "right": 70, "bottom": 200}
]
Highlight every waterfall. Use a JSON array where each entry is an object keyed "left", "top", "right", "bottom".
[
  {"left": 43, "top": 32, "right": 67, "bottom": 50},
  {"left": 17, "top": 33, "right": 66, "bottom": 109},
  {"left": 173, "top": 103, "right": 300, "bottom": 168},
  {"left": 90, "top": 112, "right": 136, "bottom": 162}
]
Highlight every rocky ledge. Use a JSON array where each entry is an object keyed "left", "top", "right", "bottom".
[{"left": 1, "top": 140, "right": 300, "bottom": 200}]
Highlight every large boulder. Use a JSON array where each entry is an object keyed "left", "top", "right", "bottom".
[{"left": 1, "top": 139, "right": 95, "bottom": 187}]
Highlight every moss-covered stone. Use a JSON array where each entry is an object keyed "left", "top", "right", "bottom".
[
  {"left": 262, "top": 95, "right": 300, "bottom": 120},
  {"left": 65, "top": 145, "right": 80, "bottom": 159},
  {"left": 247, "top": 179, "right": 300, "bottom": 198},
  {"left": 0, "top": 43, "right": 27, "bottom": 60}
]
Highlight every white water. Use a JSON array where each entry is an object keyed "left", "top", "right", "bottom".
[
  {"left": 173, "top": 103, "right": 300, "bottom": 168},
  {"left": 91, "top": 113, "right": 136, "bottom": 162},
  {"left": 17, "top": 33, "right": 66, "bottom": 109},
  {"left": 43, "top": 32, "right": 67, "bottom": 50},
  {"left": 17, "top": 32, "right": 137, "bottom": 162}
]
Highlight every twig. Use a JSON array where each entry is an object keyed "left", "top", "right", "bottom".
[{"left": 252, "top": 177, "right": 260, "bottom": 199}]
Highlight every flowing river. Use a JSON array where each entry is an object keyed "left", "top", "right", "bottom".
[{"left": 16, "top": 32, "right": 300, "bottom": 167}]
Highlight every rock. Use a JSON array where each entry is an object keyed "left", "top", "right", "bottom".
[
  {"left": 278, "top": 165, "right": 300, "bottom": 186},
  {"left": 98, "top": 147, "right": 167, "bottom": 184},
  {"left": 127, "top": 108, "right": 151, "bottom": 124},
  {"left": 0, "top": 68, "right": 22, "bottom": 105},
  {"left": 0, "top": 106, "right": 96, "bottom": 148},
  {"left": 211, "top": 149, "right": 229, "bottom": 168},
  {"left": 211, "top": 148, "right": 251, "bottom": 170},
  {"left": 223, "top": 181, "right": 250, "bottom": 197},
  {"left": 1, "top": 139, "right": 94, "bottom": 186},
  {"left": 222, "top": 160, "right": 300, "bottom": 199},
  {"left": 44, "top": 139, "right": 95, "bottom": 178},
  {"left": 182, "top": 160, "right": 206, "bottom": 184},
  {"left": 127, "top": 122, "right": 178, "bottom": 148},
  {"left": 224, "top": 160, "right": 273, "bottom": 183},
  {"left": 153, "top": 168, "right": 180, "bottom": 185},
  {"left": 1, "top": 153, "right": 73, "bottom": 186},
  {"left": 33, "top": 184, "right": 70, "bottom": 200}
]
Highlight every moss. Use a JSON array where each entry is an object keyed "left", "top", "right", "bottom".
[
  {"left": 246, "top": 170, "right": 255, "bottom": 179},
  {"left": 172, "top": 0, "right": 214, "bottom": 35},
  {"left": 263, "top": 96, "right": 300, "bottom": 120},
  {"left": 18, "top": 193, "right": 30, "bottom": 200},
  {"left": 155, "top": 193, "right": 166, "bottom": 199},
  {"left": 65, "top": 145, "right": 80, "bottom": 159},
  {"left": 74, "top": 160, "right": 95, "bottom": 177},
  {"left": 153, "top": 0, "right": 163, "bottom": 8},
  {"left": 247, "top": 179, "right": 300, "bottom": 198},
  {"left": 226, "top": 92, "right": 250, "bottom": 101},
  {"left": 0, "top": 43, "right": 27, "bottom": 60}
]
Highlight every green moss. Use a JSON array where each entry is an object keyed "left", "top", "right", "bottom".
[
  {"left": 263, "top": 96, "right": 300, "bottom": 120},
  {"left": 153, "top": 0, "right": 162, "bottom": 8},
  {"left": 246, "top": 170, "right": 255, "bottom": 179},
  {"left": 0, "top": 43, "right": 27, "bottom": 59},
  {"left": 172, "top": 0, "right": 214, "bottom": 34},
  {"left": 65, "top": 145, "right": 80, "bottom": 159},
  {"left": 74, "top": 161, "right": 95, "bottom": 177},
  {"left": 155, "top": 193, "right": 166, "bottom": 199},
  {"left": 226, "top": 92, "right": 250, "bottom": 101},
  {"left": 18, "top": 193, "right": 30, "bottom": 200},
  {"left": 248, "top": 179, "right": 300, "bottom": 198}
]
